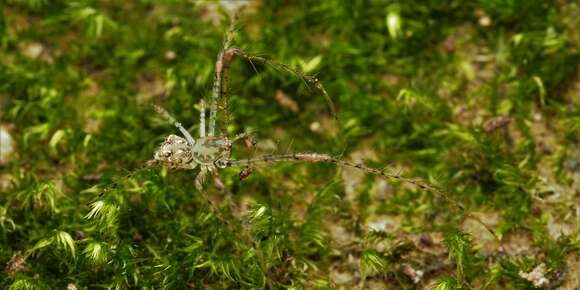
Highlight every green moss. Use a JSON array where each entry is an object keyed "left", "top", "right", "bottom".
[{"left": 1, "top": 1, "right": 578, "bottom": 289}]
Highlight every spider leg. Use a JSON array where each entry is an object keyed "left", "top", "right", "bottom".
[
  {"left": 209, "top": 47, "right": 238, "bottom": 137},
  {"left": 229, "top": 49, "right": 337, "bottom": 120},
  {"left": 195, "top": 166, "right": 209, "bottom": 192},
  {"left": 208, "top": 20, "right": 237, "bottom": 137},
  {"left": 212, "top": 173, "right": 226, "bottom": 192},
  {"left": 223, "top": 153, "right": 446, "bottom": 196},
  {"left": 232, "top": 132, "right": 248, "bottom": 142},
  {"left": 231, "top": 132, "right": 256, "bottom": 149},
  {"left": 220, "top": 153, "right": 502, "bottom": 249},
  {"left": 152, "top": 104, "right": 196, "bottom": 146},
  {"left": 208, "top": 46, "right": 338, "bottom": 137},
  {"left": 204, "top": 164, "right": 226, "bottom": 191},
  {"left": 200, "top": 99, "right": 206, "bottom": 138}
]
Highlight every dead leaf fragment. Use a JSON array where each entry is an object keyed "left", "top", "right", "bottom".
[
  {"left": 330, "top": 268, "right": 354, "bottom": 285},
  {"left": 164, "top": 50, "right": 176, "bottom": 61},
  {"left": 22, "top": 42, "right": 44, "bottom": 59},
  {"left": 403, "top": 264, "right": 424, "bottom": 284},
  {"left": 483, "top": 115, "right": 511, "bottom": 132},
  {"left": 5, "top": 251, "right": 30, "bottom": 276},
  {"left": 519, "top": 263, "right": 550, "bottom": 288}
]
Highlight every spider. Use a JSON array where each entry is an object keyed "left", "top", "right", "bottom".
[
  {"left": 148, "top": 25, "right": 499, "bottom": 244},
  {"left": 152, "top": 98, "right": 443, "bottom": 196},
  {"left": 150, "top": 31, "right": 449, "bottom": 197},
  {"left": 149, "top": 25, "right": 339, "bottom": 191}
]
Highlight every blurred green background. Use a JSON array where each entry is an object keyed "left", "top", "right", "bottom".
[{"left": 0, "top": 0, "right": 579, "bottom": 289}]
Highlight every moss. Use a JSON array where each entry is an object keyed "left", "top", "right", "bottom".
[{"left": 1, "top": 1, "right": 578, "bottom": 289}]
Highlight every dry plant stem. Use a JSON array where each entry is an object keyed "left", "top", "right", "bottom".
[{"left": 222, "top": 153, "right": 505, "bottom": 251}]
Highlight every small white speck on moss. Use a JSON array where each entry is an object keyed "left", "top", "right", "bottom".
[
  {"left": 519, "top": 263, "right": 550, "bottom": 288},
  {"left": 0, "top": 126, "right": 14, "bottom": 165}
]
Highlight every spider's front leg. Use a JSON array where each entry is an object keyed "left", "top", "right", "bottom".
[
  {"left": 152, "top": 104, "right": 196, "bottom": 146},
  {"left": 208, "top": 47, "right": 239, "bottom": 137},
  {"left": 199, "top": 99, "right": 206, "bottom": 138}
]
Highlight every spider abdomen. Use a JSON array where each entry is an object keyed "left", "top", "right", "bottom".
[{"left": 153, "top": 135, "right": 196, "bottom": 170}]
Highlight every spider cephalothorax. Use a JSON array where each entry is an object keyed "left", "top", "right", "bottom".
[{"left": 190, "top": 137, "right": 232, "bottom": 165}]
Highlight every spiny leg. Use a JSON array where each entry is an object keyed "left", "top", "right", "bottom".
[
  {"left": 220, "top": 153, "right": 504, "bottom": 250},
  {"left": 208, "top": 44, "right": 338, "bottom": 137},
  {"left": 208, "top": 20, "right": 237, "bottom": 137},
  {"left": 152, "top": 104, "right": 196, "bottom": 146},
  {"left": 200, "top": 99, "right": 206, "bottom": 138},
  {"left": 209, "top": 46, "right": 239, "bottom": 137},
  {"left": 208, "top": 51, "right": 224, "bottom": 137},
  {"left": 231, "top": 50, "right": 337, "bottom": 120},
  {"left": 224, "top": 152, "right": 471, "bottom": 209}
]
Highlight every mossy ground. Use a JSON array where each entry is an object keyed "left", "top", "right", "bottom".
[{"left": 0, "top": 1, "right": 579, "bottom": 289}]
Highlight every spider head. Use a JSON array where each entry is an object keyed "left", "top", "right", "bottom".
[{"left": 152, "top": 135, "right": 196, "bottom": 170}]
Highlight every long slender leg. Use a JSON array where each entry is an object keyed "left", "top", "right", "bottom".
[
  {"left": 209, "top": 48, "right": 237, "bottom": 137},
  {"left": 208, "top": 46, "right": 338, "bottom": 136},
  {"left": 231, "top": 132, "right": 256, "bottom": 148},
  {"left": 152, "top": 104, "right": 196, "bottom": 146},
  {"left": 200, "top": 99, "right": 206, "bottom": 138},
  {"left": 224, "top": 153, "right": 461, "bottom": 207},
  {"left": 208, "top": 54, "right": 222, "bottom": 137},
  {"left": 231, "top": 50, "right": 337, "bottom": 120},
  {"left": 220, "top": 153, "right": 502, "bottom": 249},
  {"left": 208, "top": 21, "right": 237, "bottom": 137}
]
